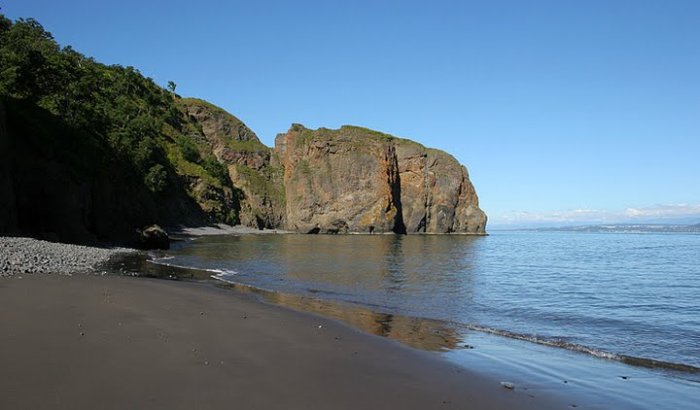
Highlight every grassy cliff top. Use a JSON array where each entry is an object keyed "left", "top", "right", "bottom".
[
  {"left": 287, "top": 123, "right": 431, "bottom": 152},
  {"left": 178, "top": 98, "right": 268, "bottom": 153}
]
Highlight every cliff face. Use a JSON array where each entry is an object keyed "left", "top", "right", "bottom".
[
  {"left": 395, "top": 143, "right": 486, "bottom": 233},
  {"left": 0, "top": 15, "right": 485, "bottom": 244},
  {"left": 275, "top": 125, "right": 401, "bottom": 233},
  {"left": 0, "top": 97, "right": 486, "bottom": 244},
  {"left": 274, "top": 125, "right": 487, "bottom": 234},
  {"left": 179, "top": 99, "right": 285, "bottom": 229},
  {"left": 0, "top": 102, "right": 17, "bottom": 234},
  {"left": 180, "top": 102, "right": 487, "bottom": 235}
]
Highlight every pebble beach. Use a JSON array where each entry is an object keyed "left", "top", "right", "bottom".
[{"left": 0, "top": 236, "right": 137, "bottom": 276}]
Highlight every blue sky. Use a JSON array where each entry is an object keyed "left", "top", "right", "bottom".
[{"left": 4, "top": 0, "right": 700, "bottom": 226}]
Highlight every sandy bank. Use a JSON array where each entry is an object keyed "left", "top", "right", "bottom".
[{"left": 0, "top": 274, "right": 565, "bottom": 409}]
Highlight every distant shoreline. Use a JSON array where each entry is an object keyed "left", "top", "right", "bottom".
[{"left": 489, "top": 223, "right": 700, "bottom": 233}]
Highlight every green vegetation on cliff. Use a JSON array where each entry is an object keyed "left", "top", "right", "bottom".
[
  {"left": 178, "top": 98, "right": 268, "bottom": 153},
  {"left": 0, "top": 15, "right": 239, "bottom": 242}
]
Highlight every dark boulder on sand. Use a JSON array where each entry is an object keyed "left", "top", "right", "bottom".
[{"left": 137, "top": 225, "right": 170, "bottom": 250}]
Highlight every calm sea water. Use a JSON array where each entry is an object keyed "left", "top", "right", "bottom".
[{"left": 154, "top": 231, "right": 700, "bottom": 370}]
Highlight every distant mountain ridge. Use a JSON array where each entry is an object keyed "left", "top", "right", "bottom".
[{"left": 0, "top": 15, "right": 486, "bottom": 244}]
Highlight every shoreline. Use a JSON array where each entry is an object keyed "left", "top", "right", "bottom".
[
  {"left": 0, "top": 273, "right": 564, "bottom": 409},
  {"left": 136, "top": 236, "right": 700, "bottom": 409},
  {"left": 1, "top": 235, "right": 562, "bottom": 408},
  {"left": 3, "top": 235, "right": 698, "bottom": 409},
  {"left": 210, "top": 273, "right": 700, "bottom": 374},
  {"left": 140, "top": 236, "right": 698, "bottom": 373}
]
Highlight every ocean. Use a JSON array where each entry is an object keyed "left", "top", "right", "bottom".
[{"left": 143, "top": 231, "right": 700, "bottom": 409}]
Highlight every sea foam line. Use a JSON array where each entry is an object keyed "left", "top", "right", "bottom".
[
  {"left": 146, "top": 258, "right": 238, "bottom": 276},
  {"left": 464, "top": 324, "right": 700, "bottom": 374}
]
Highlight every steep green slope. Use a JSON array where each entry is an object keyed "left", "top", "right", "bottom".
[
  {"left": 0, "top": 15, "right": 238, "bottom": 243},
  {"left": 178, "top": 98, "right": 285, "bottom": 229}
]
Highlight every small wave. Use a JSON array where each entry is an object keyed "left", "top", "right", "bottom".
[
  {"left": 464, "top": 324, "right": 700, "bottom": 373},
  {"left": 211, "top": 273, "right": 245, "bottom": 285},
  {"left": 211, "top": 273, "right": 239, "bottom": 286},
  {"left": 211, "top": 272, "right": 281, "bottom": 294},
  {"left": 147, "top": 258, "right": 238, "bottom": 276},
  {"left": 204, "top": 268, "right": 239, "bottom": 275},
  {"left": 148, "top": 252, "right": 173, "bottom": 260}
]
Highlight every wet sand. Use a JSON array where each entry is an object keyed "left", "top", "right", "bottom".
[{"left": 0, "top": 274, "right": 566, "bottom": 409}]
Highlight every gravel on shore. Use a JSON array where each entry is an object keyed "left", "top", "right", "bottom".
[{"left": 0, "top": 236, "right": 139, "bottom": 277}]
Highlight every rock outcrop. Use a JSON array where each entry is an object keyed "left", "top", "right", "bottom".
[
  {"left": 174, "top": 101, "right": 487, "bottom": 235},
  {"left": 137, "top": 225, "right": 170, "bottom": 250},
  {"left": 274, "top": 125, "right": 486, "bottom": 234},
  {"left": 1, "top": 97, "right": 486, "bottom": 244},
  {"left": 395, "top": 141, "right": 486, "bottom": 233},
  {"left": 180, "top": 99, "right": 285, "bottom": 229}
]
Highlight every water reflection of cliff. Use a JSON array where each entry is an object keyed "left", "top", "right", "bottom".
[
  {"left": 116, "top": 234, "right": 484, "bottom": 352},
  {"left": 272, "top": 234, "right": 481, "bottom": 324},
  {"left": 218, "top": 281, "right": 463, "bottom": 352},
  {"left": 160, "top": 235, "right": 481, "bottom": 324}
]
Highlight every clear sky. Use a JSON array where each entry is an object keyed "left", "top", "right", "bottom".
[{"left": 4, "top": 0, "right": 700, "bottom": 226}]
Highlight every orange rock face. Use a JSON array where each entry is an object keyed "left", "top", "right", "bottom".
[{"left": 275, "top": 125, "right": 487, "bottom": 234}]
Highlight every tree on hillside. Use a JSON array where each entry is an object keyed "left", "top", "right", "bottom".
[{"left": 0, "top": 17, "right": 62, "bottom": 100}]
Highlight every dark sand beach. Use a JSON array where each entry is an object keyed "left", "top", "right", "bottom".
[{"left": 0, "top": 273, "right": 566, "bottom": 409}]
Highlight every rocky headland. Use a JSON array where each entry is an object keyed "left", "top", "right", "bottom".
[
  {"left": 276, "top": 124, "right": 486, "bottom": 234},
  {"left": 0, "top": 16, "right": 486, "bottom": 244},
  {"left": 1, "top": 98, "right": 486, "bottom": 241}
]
